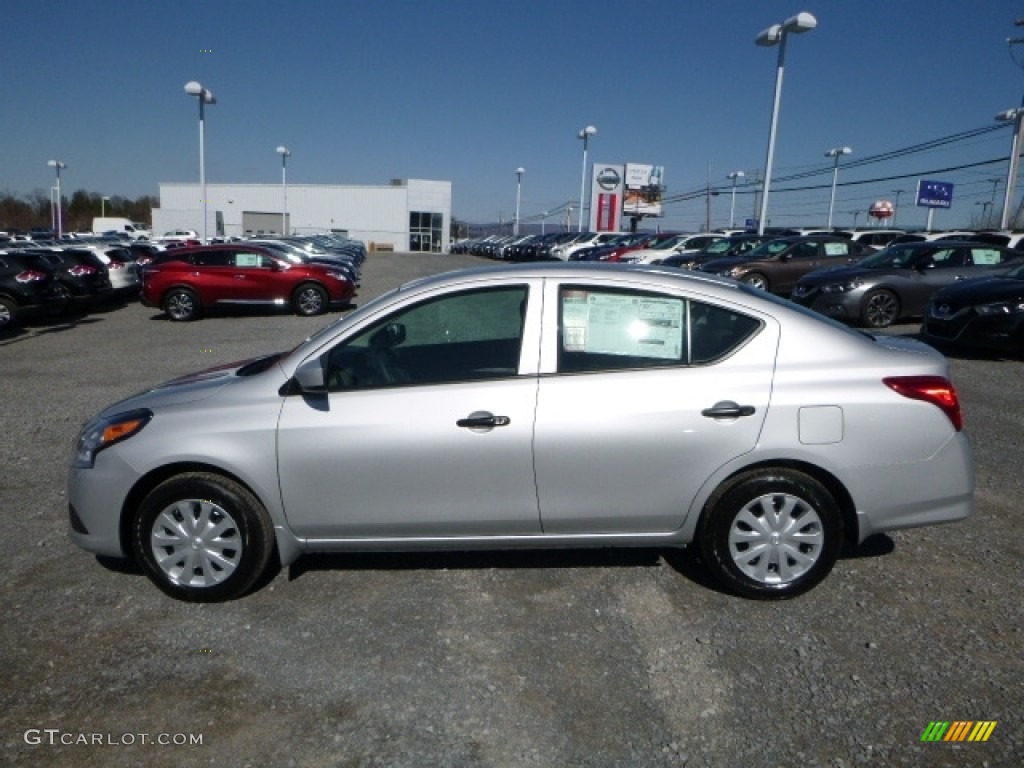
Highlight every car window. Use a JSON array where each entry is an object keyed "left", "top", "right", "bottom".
[
  {"left": 823, "top": 242, "right": 851, "bottom": 257},
  {"left": 790, "top": 242, "right": 819, "bottom": 259},
  {"left": 324, "top": 285, "right": 528, "bottom": 390},
  {"left": 557, "top": 286, "right": 760, "bottom": 372},
  {"left": 191, "top": 250, "right": 232, "bottom": 267},
  {"left": 968, "top": 248, "right": 1005, "bottom": 266},
  {"left": 231, "top": 251, "right": 271, "bottom": 268},
  {"left": 929, "top": 248, "right": 965, "bottom": 268}
]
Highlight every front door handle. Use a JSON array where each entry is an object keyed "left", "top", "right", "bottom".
[
  {"left": 701, "top": 401, "right": 756, "bottom": 419},
  {"left": 457, "top": 414, "right": 511, "bottom": 429}
]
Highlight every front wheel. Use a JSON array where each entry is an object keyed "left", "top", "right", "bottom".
[
  {"left": 132, "top": 473, "right": 275, "bottom": 602},
  {"left": 860, "top": 289, "right": 900, "bottom": 328},
  {"left": 698, "top": 469, "right": 842, "bottom": 599},
  {"left": 0, "top": 297, "right": 16, "bottom": 330},
  {"left": 293, "top": 283, "right": 328, "bottom": 316},
  {"left": 742, "top": 272, "right": 769, "bottom": 291}
]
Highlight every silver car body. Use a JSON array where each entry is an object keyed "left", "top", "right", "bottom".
[{"left": 69, "top": 263, "right": 973, "bottom": 596}]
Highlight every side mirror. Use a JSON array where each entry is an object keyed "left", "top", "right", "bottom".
[{"left": 292, "top": 357, "right": 327, "bottom": 393}]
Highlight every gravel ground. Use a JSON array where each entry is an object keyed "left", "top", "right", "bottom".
[{"left": 0, "top": 252, "right": 1020, "bottom": 768}]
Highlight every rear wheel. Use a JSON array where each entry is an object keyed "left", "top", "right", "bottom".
[
  {"left": 860, "top": 289, "right": 899, "bottom": 328},
  {"left": 132, "top": 473, "right": 275, "bottom": 602},
  {"left": 699, "top": 468, "right": 842, "bottom": 599},
  {"left": 293, "top": 283, "right": 328, "bottom": 316},
  {"left": 163, "top": 288, "right": 201, "bottom": 321}
]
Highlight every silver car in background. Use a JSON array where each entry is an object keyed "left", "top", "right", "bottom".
[{"left": 68, "top": 263, "right": 974, "bottom": 602}]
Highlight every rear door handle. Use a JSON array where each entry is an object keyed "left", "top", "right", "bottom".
[{"left": 701, "top": 401, "right": 756, "bottom": 419}]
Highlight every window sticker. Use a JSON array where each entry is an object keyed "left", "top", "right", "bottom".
[
  {"left": 235, "top": 252, "right": 262, "bottom": 267},
  {"left": 823, "top": 242, "right": 848, "bottom": 256},
  {"left": 563, "top": 291, "right": 683, "bottom": 360}
]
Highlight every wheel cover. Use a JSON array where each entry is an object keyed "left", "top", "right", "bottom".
[
  {"left": 865, "top": 293, "right": 898, "bottom": 326},
  {"left": 149, "top": 499, "right": 242, "bottom": 588},
  {"left": 744, "top": 274, "right": 767, "bottom": 290},
  {"left": 727, "top": 493, "right": 825, "bottom": 585},
  {"left": 166, "top": 292, "right": 194, "bottom": 320},
  {"left": 297, "top": 286, "right": 324, "bottom": 314}
]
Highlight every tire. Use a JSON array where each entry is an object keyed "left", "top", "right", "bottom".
[
  {"left": 860, "top": 289, "right": 899, "bottom": 328},
  {"left": 293, "top": 283, "right": 328, "bottom": 316},
  {"left": 698, "top": 468, "right": 842, "bottom": 599},
  {"left": 742, "top": 272, "right": 769, "bottom": 291},
  {"left": 132, "top": 472, "right": 275, "bottom": 602},
  {"left": 163, "top": 288, "right": 201, "bottom": 321},
  {"left": 0, "top": 297, "right": 16, "bottom": 330}
]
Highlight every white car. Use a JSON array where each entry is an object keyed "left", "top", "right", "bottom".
[{"left": 629, "top": 233, "right": 724, "bottom": 264}]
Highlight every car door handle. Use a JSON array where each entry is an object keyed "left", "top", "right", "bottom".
[
  {"left": 701, "top": 401, "right": 756, "bottom": 419},
  {"left": 456, "top": 415, "right": 511, "bottom": 429}
]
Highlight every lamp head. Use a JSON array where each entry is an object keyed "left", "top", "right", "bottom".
[
  {"left": 755, "top": 24, "right": 782, "bottom": 46},
  {"left": 515, "top": 167, "right": 525, "bottom": 176},
  {"left": 184, "top": 81, "right": 203, "bottom": 95},
  {"left": 277, "top": 146, "right": 291, "bottom": 157},
  {"left": 783, "top": 12, "right": 817, "bottom": 33},
  {"left": 578, "top": 125, "right": 597, "bottom": 139}
]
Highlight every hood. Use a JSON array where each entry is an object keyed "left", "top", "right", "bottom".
[
  {"left": 931, "top": 275, "right": 1024, "bottom": 307},
  {"left": 800, "top": 265, "right": 902, "bottom": 284}
]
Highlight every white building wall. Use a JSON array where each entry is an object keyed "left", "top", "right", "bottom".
[{"left": 152, "top": 180, "right": 451, "bottom": 252}]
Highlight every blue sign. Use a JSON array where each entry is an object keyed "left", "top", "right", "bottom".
[{"left": 916, "top": 180, "right": 954, "bottom": 209}]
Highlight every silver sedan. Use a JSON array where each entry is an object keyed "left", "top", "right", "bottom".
[{"left": 68, "top": 263, "right": 974, "bottom": 601}]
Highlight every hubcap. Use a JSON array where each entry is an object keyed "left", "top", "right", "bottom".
[
  {"left": 298, "top": 288, "right": 323, "bottom": 314},
  {"left": 167, "top": 293, "right": 193, "bottom": 319},
  {"left": 727, "top": 493, "right": 824, "bottom": 585},
  {"left": 150, "top": 499, "right": 242, "bottom": 588},
  {"left": 866, "top": 294, "right": 897, "bottom": 326}
]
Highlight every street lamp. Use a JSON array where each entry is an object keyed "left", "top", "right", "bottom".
[
  {"left": 276, "top": 146, "right": 291, "bottom": 235},
  {"left": 727, "top": 171, "right": 745, "bottom": 228},
  {"left": 47, "top": 160, "right": 66, "bottom": 238},
  {"left": 825, "top": 146, "right": 852, "bottom": 228},
  {"left": 101, "top": 195, "right": 110, "bottom": 218},
  {"left": 184, "top": 80, "right": 216, "bottom": 243},
  {"left": 514, "top": 167, "right": 525, "bottom": 236},
  {"left": 577, "top": 125, "right": 597, "bottom": 232},
  {"left": 755, "top": 11, "right": 817, "bottom": 235},
  {"left": 996, "top": 107, "right": 1024, "bottom": 229}
]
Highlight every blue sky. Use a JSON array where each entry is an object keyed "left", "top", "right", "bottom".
[{"left": 4, "top": 0, "right": 1024, "bottom": 231}]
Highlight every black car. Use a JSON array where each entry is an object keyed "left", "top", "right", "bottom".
[
  {"left": 791, "top": 241, "right": 1024, "bottom": 328},
  {"left": 921, "top": 263, "right": 1024, "bottom": 355},
  {"left": 0, "top": 251, "right": 66, "bottom": 329},
  {"left": 663, "top": 233, "right": 773, "bottom": 269},
  {"left": 20, "top": 249, "right": 115, "bottom": 305}
]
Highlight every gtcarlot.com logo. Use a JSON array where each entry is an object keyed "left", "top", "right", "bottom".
[
  {"left": 24, "top": 729, "right": 203, "bottom": 746},
  {"left": 921, "top": 721, "right": 997, "bottom": 742}
]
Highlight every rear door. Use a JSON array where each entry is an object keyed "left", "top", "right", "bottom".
[{"left": 533, "top": 280, "right": 779, "bottom": 534}]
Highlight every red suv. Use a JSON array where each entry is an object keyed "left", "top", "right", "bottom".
[{"left": 140, "top": 245, "right": 355, "bottom": 321}]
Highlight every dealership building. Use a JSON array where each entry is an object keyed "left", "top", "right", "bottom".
[{"left": 151, "top": 178, "right": 452, "bottom": 252}]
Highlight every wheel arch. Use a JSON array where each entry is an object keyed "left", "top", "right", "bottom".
[
  {"left": 695, "top": 458, "right": 859, "bottom": 549},
  {"left": 118, "top": 461, "right": 302, "bottom": 569}
]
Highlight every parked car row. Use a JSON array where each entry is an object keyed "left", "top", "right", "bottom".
[{"left": 0, "top": 232, "right": 367, "bottom": 329}]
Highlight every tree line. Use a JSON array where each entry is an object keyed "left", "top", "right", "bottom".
[{"left": 0, "top": 190, "right": 157, "bottom": 232}]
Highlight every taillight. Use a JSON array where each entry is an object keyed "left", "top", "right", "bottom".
[
  {"left": 15, "top": 270, "right": 47, "bottom": 283},
  {"left": 107, "top": 261, "right": 126, "bottom": 270},
  {"left": 69, "top": 265, "right": 97, "bottom": 277},
  {"left": 883, "top": 376, "right": 963, "bottom": 432}
]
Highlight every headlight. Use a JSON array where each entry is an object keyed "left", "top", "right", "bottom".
[
  {"left": 72, "top": 409, "right": 152, "bottom": 468},
  {"left": 976, "top": 301, "right": 1024, "bottom": 315},
  {"left": 325, "top": 271, "right": 350, "bottom": 281},
  {"left": 821, "top": 280, "right": 862, "bottom": 294}
]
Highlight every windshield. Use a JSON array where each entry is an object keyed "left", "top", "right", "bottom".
[{"left": 739, "top": 239, "right": 791, "bottom": 260}]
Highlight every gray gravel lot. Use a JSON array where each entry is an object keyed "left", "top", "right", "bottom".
[{"left": 1, "top": 252, "right": 1020, "bottom": 768}]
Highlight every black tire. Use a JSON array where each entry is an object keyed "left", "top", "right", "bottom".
[
  {"left": 163, "top": 288, "right": 201, "bottom": 321},
  {"left": 0, "top": 297, "right": 16, "bottom": 330},
  {"left": 293, "top": 283, "right": 328, "bottom": 316},
  {"left": 742, "top": 272, "right": 769, "bottom": 291},
  {"left": 860, "top": 289, "right": 900, "bottom": 328},
  {"left": 132, "top": 472, "right": 275, "bottom": 602},
  {"left": 698, "top": 468, "right": 842, "bottom": 599}
]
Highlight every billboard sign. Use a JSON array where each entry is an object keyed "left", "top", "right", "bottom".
[
  {"left": 623, "top": 163, "right": 664, "bottom": 218},
  {"left": 590, "top": 164, "right": 624, "bottom": 231},
  {"left": 916, "top": 180, "right": 954, "bottom": 209}
]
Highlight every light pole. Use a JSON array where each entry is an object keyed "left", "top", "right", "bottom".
[
  {"left": 727, "top": 171, "right": 744, "bottom": 228},
  {"left": 891, "top": 189, "right": 905, "bottom": 227},
  {"left": 276, "top": 146, "right": 291, "bottom": 235},
  {"left": 184, "top": 80, "right": 216, "bottom": 243},
  {"left": 975, "top": 200, "right": 993, "bottom": 227},
  {"left": 755, "top": 12, "right": 817, "bottom": 235},
  {"left": 101, "top": 195, "right": 110, "bottom": 218},
  {"left": 825, "top": 146, "right": 851, "bottom": 228},
  {"left": 577, "top": 125, "right": 597, "bottom": 232},
  {"left": 47, "top": 160, "right": 66, "bottom": 238},
  {"left": 996, "top": 107, "right": 1024, "bottom": 229},
  {"left": 514, "top": 167, "right": 525, "bottom": 236}
]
